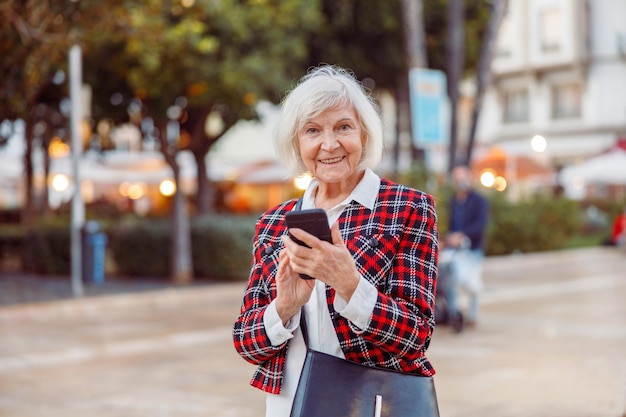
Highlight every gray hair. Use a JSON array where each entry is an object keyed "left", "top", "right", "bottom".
[{"left": 273, "top": 65, "right": 384, "bottom": 176}]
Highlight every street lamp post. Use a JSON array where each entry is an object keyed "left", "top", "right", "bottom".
[{"left": 69, "top": 45, "right": 85, "bottom": 297}]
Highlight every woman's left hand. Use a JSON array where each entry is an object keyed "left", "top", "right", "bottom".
[{"left": 282, "top": 222, "right": 360, "bottom": 301}]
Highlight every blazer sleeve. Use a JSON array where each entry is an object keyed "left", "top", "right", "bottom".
[
  {"left": 232, "top": 215, "right": 286, "bottom": 365},
  {"left": 348, "top": 191, "right": 438, "bottom": 363}
]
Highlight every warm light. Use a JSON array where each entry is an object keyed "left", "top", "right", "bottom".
[
  {"left": 50, "top": 174, "right": 69, "bottom": 192},
  {"left": 127, "top": 183, "right": 147, "bottom": 200},
  {"left": 49, "top": 137, "right": 70, "bottom": 158},
  {"left": 159, "top": 179, "right": 176, "bottom": 197},
  {"left": 294, "top": 173, "right": 313, "bottom": 190},
  {"left": 181, "top": 0, "right": 194, "bottom": 6},
  {"left": 205, "top": 111, "right": 225, "bottom": 137},
  {"left": 531, "top": 135, "right": 547, "bottom": 153},
  {"left": 480, "top": 170, "right": 496, "bottom": 188},
  {"left": 493, "top": 176, "right": 507, "bottom": 192},
  {"left": 119, "top": 182, "right": 131, "bottom": 197}
]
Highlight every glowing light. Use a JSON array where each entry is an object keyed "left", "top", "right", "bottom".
[
  {"left": 50, "top": 174, "right": 70, "bottom": 192},
  {"left": 119, "top": 182, "right": 131, "bottom": 197},
  {"left": 531, "top": 135, "right": 547, "bottom": 153},
  {"left": 127, "top": 183, "right": 147, "bottom": 200},
  {"left": 49, "top": 137, "right": 70, "bottom": 158},
  {"left": 480, "top": 170, "right": 496, "bottom": 188},
  {"left": 119, "top": 182, "right": 146, "bottom": 200},
  {"left": 159, "top": 179, "right": 176, "bottom": 197},
  {"left": 294, "top": 173, "right": 313, "bottom": 191},
  {"left": 493, "top": 176, "right": 507, "bottom": 192}
]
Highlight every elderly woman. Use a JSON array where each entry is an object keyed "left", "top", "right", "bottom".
[{"left": 233, "top": 65, "right": 439, "bottom": 417}]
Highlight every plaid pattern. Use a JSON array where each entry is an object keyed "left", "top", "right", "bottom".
[{"left": 232, "top": 179, "right": 439, "bottom": 394}]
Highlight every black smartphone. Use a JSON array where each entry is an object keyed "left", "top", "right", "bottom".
[{"left": 285, "top": 208, "right": 332, "bottom": 279}]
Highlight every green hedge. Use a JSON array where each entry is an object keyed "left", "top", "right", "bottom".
[
  {"left": 109, "top": 219, "right": 171, "bottom": 277},
  {"left": 484, "top": 193, "right": 581, "bottom": 255},
  {"left": 0, "top": 194, "right": 592, "bottom": 276},
  {"left": 22, "top": 223, "right": 71, "bottom": 275},
  {"left": 109, "top": 214, "right": 257, "bottom": 280}
]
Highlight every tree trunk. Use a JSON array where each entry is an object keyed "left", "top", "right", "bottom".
[
  {"left": 158, "top": 122, "right": 194, "bottom": 284},
  {"left": 171, "top": 164, "right": 193, "bottom": 284},
  {"left": 395, "top": 79, "right": 411, "bottom": 176},
  {"left": 465, "top": 0, "right": 509, "bottom": 166},
  {"left": 194, "top": 150, "right": 215, "bottom": 215},
  {"left": 446, "top": 0, "right": 465, "bottom": 174},
  {"left": 401, "top": 0, "right": 428, "bottom": 69},
  {"left": 400, "top": 0, "right": 428, "bottom": 164},
  {"left": 22, "top": 119, "right": 35, "bottom": 235}
]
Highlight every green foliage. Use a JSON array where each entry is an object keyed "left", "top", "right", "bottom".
[
  {"left": 22, "top": 223, "right": 71, "bottom": 275},
  {"left": 191, "top": 214, "right": 257, "bottom": 280},
  {"left": 484, "top": 193, "right": 581, "bottom": 256},
  {"left": 110, "top": 214, "right": 257, "bottom": 280},
  {"left": 86, "top": 0, "right": 322, "bottom": 120},
  {"left": 423, "top": 0, "right": 492, "bottom": 74},
  {"left": 109, "top": 219, "right": 171, "bottom": 277}
]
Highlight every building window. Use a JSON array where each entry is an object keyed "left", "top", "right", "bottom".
[
  {"left": 540, "top": 9, "right": 562, "bottom": 53},
  {"left": 503, "top": 89, "right": 529, "bottom": 123},
  {"left": 552, "top": 84, "right": 581, "bottom": 119}
]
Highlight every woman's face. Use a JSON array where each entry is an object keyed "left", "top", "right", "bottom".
[{"left": 297, "top": 106, "right": 365, "bottom": 186}]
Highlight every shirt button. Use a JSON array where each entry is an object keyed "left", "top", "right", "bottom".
[
  {"left": 264, "top": 246, "right": 274, "bottom": 255},
  {"left": 369, "top": 237, "right": 379, "bottom": 248}
]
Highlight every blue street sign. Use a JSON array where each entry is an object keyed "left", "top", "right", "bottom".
[{"left": 409, "top": 68, "right": 448, "bottom": 147}]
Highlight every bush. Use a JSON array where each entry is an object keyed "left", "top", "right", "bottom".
[
  {"left": 485, "top": 193, "right": 581, "bottom": 255},
  {"left": 191, "top": 214, "right": 257, "bottom": 280},
  {"left": 109, "top": 218, "right": 171, "bottom": 277},
  {"left": 110, "top": 214, "right": 257, "bottom": 280},
  {"left": 22, "top": 223, "right": 71, "bottom": 274}
]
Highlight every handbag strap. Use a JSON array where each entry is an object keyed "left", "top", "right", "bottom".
[
  {"left": 294, "top": 197, "right": 303, "bottom": 211},
  {"left": 299, "top": 307, "right": 310, "bottom": 348},
  {"left": 292, "top": 197, "right": 310, "bottom": 348}
]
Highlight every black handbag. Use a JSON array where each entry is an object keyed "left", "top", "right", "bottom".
[{"left": 290, "top": 310, "right": 440, "bottom": 417}]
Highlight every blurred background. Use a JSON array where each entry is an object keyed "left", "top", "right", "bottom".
[
  {"left": 1, "top": 2, "right": 626, "bottom": 417},
  {"left": 0, "top": 0, "right": 625, "bottom": 285}
]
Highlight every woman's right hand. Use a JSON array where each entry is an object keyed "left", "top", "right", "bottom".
[{"left": 274, "top": 250, "right": 315, "bottom": 326}]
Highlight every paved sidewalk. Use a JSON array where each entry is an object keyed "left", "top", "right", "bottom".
[{"left": 0, "top": 246, "right": 625, "bottom": 417}]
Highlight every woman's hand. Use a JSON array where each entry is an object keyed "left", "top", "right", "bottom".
[
  {"left": 282, "top": 222, "right": 360, "bottom": 302},
  {"left": 274, "top": 250, "right": 315, "bottom": 325}
]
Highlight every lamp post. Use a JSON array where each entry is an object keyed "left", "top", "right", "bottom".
[{"left": 69, "top": 45, "right": 84, "bottom": 297}]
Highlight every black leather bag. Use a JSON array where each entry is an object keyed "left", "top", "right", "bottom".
[{"left": 290, "top": 311, "right": 440, "bottom": 417}]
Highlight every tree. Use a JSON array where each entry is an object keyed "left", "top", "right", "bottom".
[
  {"left": 306, "top": 0, "right": 492, "bottom": 178},
  {"left": 465, "top": 0, "right": 508, "bottom": 166},
  {"left": 81, "top": 0, "right": 321, "bottom": 282},
  {"left": 1, "top": 0, "right": 129, "bottom": 230}
]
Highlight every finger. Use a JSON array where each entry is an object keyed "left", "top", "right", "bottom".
[
  {"left": 287, "top": 228, "right": 320, "bottom": 249},
  {"left": 330, "top": 221, "right": 343, "bottom": 246}
]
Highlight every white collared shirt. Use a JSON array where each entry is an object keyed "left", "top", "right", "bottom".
[{"left": 263, "top": 168, "right": 381, "bottom": 417}]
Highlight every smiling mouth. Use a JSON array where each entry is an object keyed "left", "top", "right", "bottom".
[{"left": 320, "top": 156, "right": 344, "bottom": 164}]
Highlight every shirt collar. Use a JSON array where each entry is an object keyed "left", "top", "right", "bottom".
[{"left": 302, "top": 168, "right": 380, "bottom": 211}]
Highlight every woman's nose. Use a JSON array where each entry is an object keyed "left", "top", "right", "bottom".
[{"left": 320, "top": 131, "right": 339, "bottom": 150}]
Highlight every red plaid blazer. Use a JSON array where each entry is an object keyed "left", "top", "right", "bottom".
[{"left": 233, "top": 178, "right": 438, "bottom": 394}]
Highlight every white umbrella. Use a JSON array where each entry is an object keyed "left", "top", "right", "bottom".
[{"left": 560, "top": 149, "right": 626, "bottom": 185}]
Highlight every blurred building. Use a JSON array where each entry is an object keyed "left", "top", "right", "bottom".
[{"left": 475, "top": 0, "right": 626, "bottom": 197}]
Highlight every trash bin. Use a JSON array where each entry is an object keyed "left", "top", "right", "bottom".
[{"left": 82, "top": 221, "right": 108, "bottom": 284}]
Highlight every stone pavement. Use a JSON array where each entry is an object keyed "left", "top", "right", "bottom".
[{"left": 0, "top": 246, "right": 625, "bottom": 417}]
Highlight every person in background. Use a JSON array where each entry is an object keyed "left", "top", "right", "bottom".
[
  {"left": 444, "top": 164, "right": 489, "bottom": 328},
  {"left": 610, "top": 207, "right": 626, "bottom": 247},
  {"left": 232, "top": 65, "right": 439, "bottom": 417}
]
